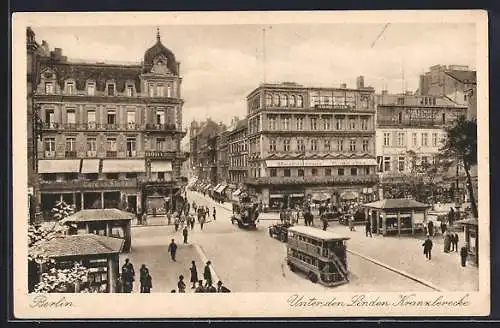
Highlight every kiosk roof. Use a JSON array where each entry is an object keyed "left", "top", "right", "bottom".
[{"left": 287, "top": 226, "right": 350, "bottom": 241}]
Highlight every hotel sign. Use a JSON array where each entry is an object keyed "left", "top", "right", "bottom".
[
  {"left": 265, "top": 159, "right": 377, "bottom": 167},
  {"left": 145, "top": 151, "right": 176, "bottom": 159}
]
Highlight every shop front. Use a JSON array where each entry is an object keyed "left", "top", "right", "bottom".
[
  {"left": 456, "top": 217, "right": 479, "bottom": 266},
  {"left": 268, "top": 188, "right": 305, "bottom": 210},
  {"left": 362, "top": 198, "right": 429, "bottom": 236}
]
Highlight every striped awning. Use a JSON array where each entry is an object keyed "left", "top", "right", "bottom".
[
  {"left": 38, "top": 160, "right": 80, "bottom": 174},
  {"left": 150, "top": 161, "right": 173, "bottom": 172},
  {"left": 213, "top": 184, "right": 221, "bottom": 191},
  {"left": 81, "top": 159, "right": 100, "bottom": 174},
  {"left": 102, "top": 160, "right": 145, "bottom": 173},
  {"left": 204, "top": 184, "right": 212, "bottom": 191},
  {"left": 216, "top": 184, "right": 227, "bottom": 193},
  {"left": 232, "top": 189, "right": 242, "bottom": 197}
]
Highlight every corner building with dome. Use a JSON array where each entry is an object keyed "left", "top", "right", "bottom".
[{"left": 28, "top": 28, "right": 188, "bottom": 216}]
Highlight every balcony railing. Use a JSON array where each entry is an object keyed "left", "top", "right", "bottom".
[
  {"left": 245, "top": 174, "right": 379, "bottom": 186},
  {"left": 65, "top": 151, "right": 77, "bottom": 158},
  {"left": 377, "top": 119, "right": 448, "bottom": 127},
  {"left": 106, "top": 151, "right": 117, "bottom": 158},
  {"left": 41, "top": 122, "right": 179, "bottom": 131}
]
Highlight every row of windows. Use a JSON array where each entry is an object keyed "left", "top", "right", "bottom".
[
  {"left": 43, "top": 80, "right": 174, "bottom": 98},
  {"left": 382, "top": 132, "right": 444, "bottom": 148},
  {"left": 378, "top": 156, "right": 434, "bottom": 172},
  {"left": 43, "top": 136, "right": 175, "bottom": 157},
  {"left": 268, "top": 166, "right": 372, "bottom": 178},
  {"left": 268, "top": 138, "right": 371, "bottom": 152},
  {"left": 265, "top": 94, "right": 304, "bottom": 108},
  {"left": 43, "top": 107, "right": 173, "bottom": 126},
  {"left": 267, "top": 116, "right": 370, "bottom": 131}
]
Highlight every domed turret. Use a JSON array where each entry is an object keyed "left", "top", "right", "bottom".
[{"left": 143, "top": 28, "right": 178, "bottom": 75}]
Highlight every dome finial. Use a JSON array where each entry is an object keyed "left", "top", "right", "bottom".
[{"left": 156, "top": 27, "right": 161, "bottom": 42}]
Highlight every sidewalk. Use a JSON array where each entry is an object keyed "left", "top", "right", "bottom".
[{"left": 332, "top": 225, "right": 478, "bottom": 292}]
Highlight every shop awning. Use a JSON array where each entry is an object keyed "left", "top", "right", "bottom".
[
  {"left": 311, "top": 192, "right": 330, "bottom": 201},
  {"left": 204, "top": 184, "right": 212, "bottom": 191},
  {"left": 150, "top": 161, "right": 173, "bottom": 172},
  {"left": 290, "top": 193, "right": 305, "bottom": 198},
  {"left": 213, "top": 184, "right": 221, "bottom": 191},
  {"left": 81, "top": 159, "right": 100, "bottom": 174},
  {"left": 270, "top": 194, "right": 284, "bottom": 199},
  {"left": 217, "top": 184, "right": 228, "bottom": 193},
  {"left": 38, "top": 159, "right": 81, "bottom": 174},
  {"left": 102, "top": 159, "right": 145, "bottom": 173},
  {"left": 232, "top": 189, "right": 242, "bottom": 197},
  {"left": 340, "top": 191, "right": 359, "bottom": 200}
]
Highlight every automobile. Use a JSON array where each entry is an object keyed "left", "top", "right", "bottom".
[
  {"left": 339, "top": 209, "right": 366, "bottom": 225},
  {"left": 268, "top": 222, "right": 293, "bottom": 242}
]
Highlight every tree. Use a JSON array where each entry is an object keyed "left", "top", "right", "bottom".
[
  {"left": 28, "top": 201, "right": 88, "bottom": 293},
  {"left": 440, "top": 116, "right": 478, "bottom": 218}
]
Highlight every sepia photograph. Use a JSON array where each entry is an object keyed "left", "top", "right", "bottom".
[{"left": 12, "top": 10, "right": 489, "bottom": 318}]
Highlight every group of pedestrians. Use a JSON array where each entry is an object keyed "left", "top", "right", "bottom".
[
  {"left": 171, "top": 260, "right": 230, "bottom": 293},
  {"left": 421, "top": 231, "right": 470, "bottom": 267},
  {"left": 117, "top": 258, "right": 153, "bottom": 293}
]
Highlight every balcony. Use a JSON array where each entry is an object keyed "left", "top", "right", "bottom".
[
  {"left": 377, "top": 119, "right": 447, "bottom": 128},
  {"left": 245, "top": 174, "right": 379, "bottom": 186},
  {"left": 65, "top": 151, "right": 77, "bottom": 158},
  {"left": 145, "top": 123, "right": 177, "bottom": 131},
  {"left": 106, "top": 151, "right": 117, "bottom": 158},
  {"left": 144, "top": 151, "right": 177, "bottom": 159},
  {"left": 39, "top": 178, "right": 138, "bottom": 191}
]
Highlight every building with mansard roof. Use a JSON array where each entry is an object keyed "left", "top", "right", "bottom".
[{"left": 29, "top": 28, "right": 188, "bottom": 216}]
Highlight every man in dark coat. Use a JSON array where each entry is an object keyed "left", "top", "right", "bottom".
[
  {"left": 213, "top": 207, "right": 216, "bottom": 221},
  {"left": 454, "top": 233, "right": 459, "bottom": 252},
  {"left": 190, "top": 261, "right": 198, "bottom": 289},
  {"left": 168, "top": 239, "right": 177, "bottom": 262},
  {"left": 143, "top": 268, "right": 152, "bottom": 293},
  {"left": 460, "top": 245, "right": 468, "bottom": 267},
  {"left": 427, "top": 220, "right": 434, "bottom": 237},
  {"left": 321, "top": 215, "right": 328, "bottom": 231},
  {"left": 183, "top": 226, "right": 189, "bottom": 244},
  {"left": 121, "top": 258, "right": 135, "bottom": 293},
  {"left": 422, "top": 235, "right": 433, "bottom": 260},
  {"left": 204, "top": 261, "right": 212, "bottom": 287},
  {"left": 217, "top": 281, "right": 231, "bottom": 293},
  {"left": 365, "top": 218, "right": 372, "bottom": 237}
]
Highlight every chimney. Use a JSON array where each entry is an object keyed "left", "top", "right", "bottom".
[
  {"left": 340, "top": 83, "right": 347, "bottom": 89},
  {"left": 356, "top": 76, "right": 365, "bottom": 89}
]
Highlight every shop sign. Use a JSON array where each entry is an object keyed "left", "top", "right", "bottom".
[{"left": 266, "top": 159, "right": 377, "bottom": 167}]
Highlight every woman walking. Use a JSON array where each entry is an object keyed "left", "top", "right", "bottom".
[{"left": 190, "top": 261, "right": 198, "bottom": 289}]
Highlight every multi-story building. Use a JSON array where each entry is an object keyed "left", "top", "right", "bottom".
[
  {"left": 189, "top": 118, "right": 225, "bottom": 184},
  {"left": 32, "top": 29, "right": 187, "bottom": 216},
  {"left": 215, "top": 131, "right": 229, "bottom": 185},
  {"left": 418, "top": 64, "right": 477, "bottom": 119},
  {"left": 375, "top": 93, "right": 467, "bottom": 180},
  {"left": 245, "top": 81, "right": 379, "bottom": 210},
  {"left": 227, "top": 118, "right": 248, "bottom": 186}
]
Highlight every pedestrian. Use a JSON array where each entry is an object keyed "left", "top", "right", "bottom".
[
  {"left": 365, "top": 218, "right": 372, "bottom": 237},
  {"left": 140, "top": 264, "right": 148, "bottom": 293},
  {"left": 174, "top": 217, "right": 179, "bottom": 232},
  {"left": 321, "top": 216, "right": 328, "bottom": 231},
  {"left": 168, "top": 239, "right": 177, "bottom": 262},
  {"left": 422, "top": 235, "right": 433, "bottom": 260},
  {"left": 454, "top": 233, "right": 459, "bottom": 252},
  {"left": 115, "top": 273, "right": 124, "bottom": 293},
  {"left": 195, "top": 280, "right": 205, "bottom": 293},
  {"left": 450, "top": 232, "right": 456, "bottom": 252},
  {"left": 177, "top": 275, "right": 186, "bottom": 293},
  {"left": 142, "top": 211, "right": 148, "bottom": 226},
  {"left": 200, "top": 217, "right": 205, "bottom": 230},
  {"left": 204, "top": 261, "right": 212, "bottom": 287},
  {"left": 213, "top": 207, "right": 216, "bottom": 221},
  {"left": 444, "top": 231, "right": 451, "bottom": 253},
  {"left": 171, "top": 289, "right": 176, "bottom": 293},
  {"left": 190, "top": 215, "right": 195, "bottom": 230},
  {"left": 121, "top": 258, "right": 135, "bottom": 293},
  {"left": 348, "top": 215, "right": 355, "bottom": 231},
  {"left": 183, "top": 226, "right": 189, "bottom": 244},
  {"left": 190, "top": 261, "right": 198, "bottom": 289},
  {"left": 206, "top": 283, "right": 217, "bottom": 293},
  {"left": 167, "top": 211, "right": 172, "bottom": 225},
  {"left": 427, "top": 220, "right": 434, "bottom": 237},
  {"left": 460, "top": 244, "right": 468, "bottom": 267},
  {"left": 143, "top": 268, "right": 152, "bottom": 293},
  {"left": 440, "top": 221, "right": 447, "bottom": 235},
  {"left": 217, "top": 281, "right": 231, "bottom": 293}
]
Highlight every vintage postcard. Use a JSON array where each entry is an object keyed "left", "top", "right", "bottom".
[{"left": 11, "top": 10, "right": 489, "bottom": 318}]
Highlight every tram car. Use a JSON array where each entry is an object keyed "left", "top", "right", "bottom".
[
  {"left": 231, "top": 194, "right": 260, "bottom": 229},
  {"left": 286, "top": 226, "right": 350, "bottom": 287}
]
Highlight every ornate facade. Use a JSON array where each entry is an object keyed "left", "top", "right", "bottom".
[
  {"left": 30, "top": 28, "right": 187, "bottom": 216},
  {"left": 245, "top": 82, "right": 379, "bottom": 210}
]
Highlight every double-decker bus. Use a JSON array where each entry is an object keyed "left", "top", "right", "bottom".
[{"left": 286, "top": 226, "right": 350, "bottom": 287}]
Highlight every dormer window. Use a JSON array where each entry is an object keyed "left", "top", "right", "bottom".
[
  {"left": 107, "top": 83, "right": 115, "bottom": 96},
  {"left": 65, "top": 81, "right": 75, "bottom": 95},
  {"left": 45, "top": 82, "right": 54, "bottom": 94},
  {"left": 87, "top": 82, "right": 95, "bottom": 96},
  {"left": 127, "top": 85, "right": 134, "bottom": 97}
]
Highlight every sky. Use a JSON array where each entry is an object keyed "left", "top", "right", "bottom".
[{"left": 32, "top": 23, "right": 476, "bottom": 130}]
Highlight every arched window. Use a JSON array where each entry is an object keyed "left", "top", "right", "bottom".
[
  {"left": 297, "top": 95, "right": 303, "bottom": 107},
  {"left": 265, "top": 94, "right": 272, "bottom": 106},
  {"left": 290, "top": 95, "right": 296, "bottom": 107},
  {"left": 273, "top": 94, "right": 280, "bottom": 107},
  {"left": 281, "top": 94, "right": 288, "bottom": 107}
]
